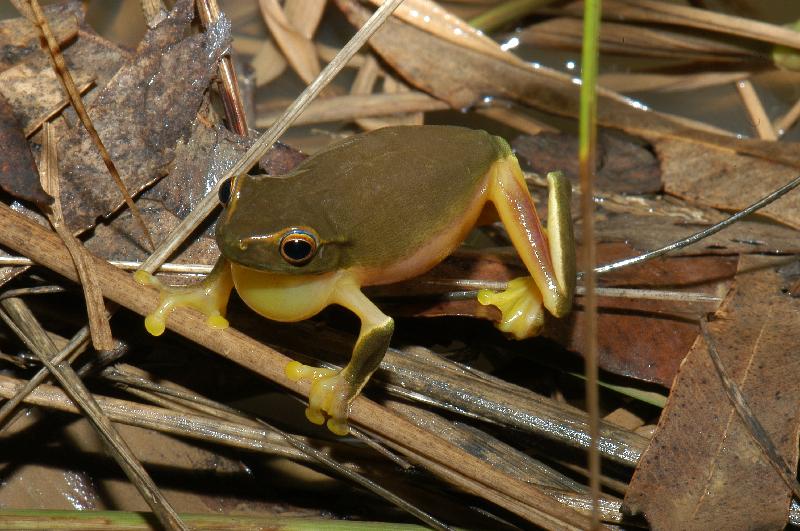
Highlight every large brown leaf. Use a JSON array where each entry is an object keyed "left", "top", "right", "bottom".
[
  {"left": 55, "top": 0, "right": 231, "bottom": 232},
  {"left": 624, "top": 255, "right": 800, "bottom": 529},
  {"left": 513, "top": 130, "right": 662, "bottom": 194}
]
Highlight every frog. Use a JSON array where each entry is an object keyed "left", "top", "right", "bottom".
[{"left": 135, "top": 125, "right": 575, "bottom": 435}]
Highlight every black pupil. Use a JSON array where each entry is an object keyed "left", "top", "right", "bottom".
[
  {"left": 218, "top": 178, "right": 232, "bottom": 205},
  {"left": 283, "top": 238, "right": 312, "bottom": 262}
]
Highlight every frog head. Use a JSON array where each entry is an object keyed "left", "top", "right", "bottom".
[{"left": 215, "top": 173, "right": 348, "bottom": 275}]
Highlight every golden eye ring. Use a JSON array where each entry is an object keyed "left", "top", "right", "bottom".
[{"left": 279, "top": 229, "right": 318, "bottom": 266}]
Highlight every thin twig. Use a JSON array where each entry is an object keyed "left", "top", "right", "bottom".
[
  {"left": 0, "top": 326, "right": 89, "bottom": 431},
  {"left": 774, "top": 97, "right": 800, "bottom": 138},
  {"left": 196, "top": 0, "right": 249, "bottom": 135},
  {"left": 590, "top": 175, "right": 800, "bottom": 276},
  {"left": 735, "top": 79, "right": 777, "bottom": 140},
  {"left": 39, "top": 123, "right": 113, "bottom": 350}
]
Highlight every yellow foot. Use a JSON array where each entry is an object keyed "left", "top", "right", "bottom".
[
  {"left": 477, "top": 277, "right": 545, "bottom": 340},
  {"left": 134, "top": 270, "right": 229, "bottom": 336},
  {"left": 285, "top": 361, "right": 352, "bottom": 436}
]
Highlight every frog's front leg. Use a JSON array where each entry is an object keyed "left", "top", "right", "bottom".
[
  {"left": 478, "top": 155, "right": 575, "bottom": 339},
  {"left": 286, "top": 275, "right": 393, "bottom": 435},
  {"left": 134, "top": 258, "right": 234, "bottom": 336}
]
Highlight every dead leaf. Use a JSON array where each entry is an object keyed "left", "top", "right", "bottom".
[
  {"left": 513, "top": 130, "right": 662, "bottom": 194},
  {"left": 258, "top": 0, "right": 320, "bottom": 84},
  {"left": 520, "top": 17, "right": 763, "bottom": 63},
  {"left": 596, "top": 210, "right": 800, "bottom": 257},
  {"left": 563, "top": 0, "right": 800, "bottom": 51},
  {"left": 624, "top": 255, "right": 800, "bottom": 529},
  {"left": 553, "top": 246, "right": 737, "bottom": 386},
  {"left": 0, "top": 31, "right": 128, "bottom": 135},
  {"left": 657, "top": 137, "right": 800, "bottom": 229},
  {"left": 598, "top": 71, "right": 751, "bottom": 94},
  {"left": 0, "top": 1, "right": 83, "bottom": 73},
  {"left": 56, "top": 0, "right": 231, "bottom": 233},
  {"left": 0, "top": 93, "right": 51, "bottom": 205}
]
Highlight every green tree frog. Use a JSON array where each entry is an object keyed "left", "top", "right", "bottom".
[{"left": 136, "top": 125, "right": 575, "bottom": 435}]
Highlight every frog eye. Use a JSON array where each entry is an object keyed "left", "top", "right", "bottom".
[
  {"left": 279, "top": 229, "right": 318, "bottom": 266},
  {"left": 218, "top": 178, "right": 233, "bottom": 205}
]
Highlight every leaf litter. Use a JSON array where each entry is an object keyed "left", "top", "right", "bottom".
[{"left": 0, "top": 0, "right": 799, "bottom": 529}]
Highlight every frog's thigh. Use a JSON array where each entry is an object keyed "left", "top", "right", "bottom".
[
  {"left": 286, "top": 274, "right": 393, "bottom": 435},
  {"left": 135, "top": 258, "right": 234, "bottom": 336},
  {"left": 478, "top": 157, "right": 575, "bottom": 338}
]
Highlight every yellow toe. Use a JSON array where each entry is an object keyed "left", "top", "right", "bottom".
[
  {"left": 327, "top": 418, "right": 349, "bottom": 436},
  {"left": 206, "top": 314, "right": 229, "bottom": 329},
  {"left": 144, "top": 314, "right": 166, "bottom": 336}
]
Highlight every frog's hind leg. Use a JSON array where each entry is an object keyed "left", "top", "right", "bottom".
[{"left": 477, "top": 155, "right": 575, "bottom": 339}]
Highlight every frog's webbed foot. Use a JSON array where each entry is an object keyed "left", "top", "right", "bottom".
[
  {"left": 134, "top": 259, "right": 234, "bottom": 336},
  {"left": 285, "top": 362, "right": 354, "bottom": 436},
  {"left": 478, "top": 277, "right": 545, "bottom": 340}
]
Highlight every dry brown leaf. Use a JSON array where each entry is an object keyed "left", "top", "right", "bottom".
[
  {"left": 0, "top": 93, "right": 51, "bottom": 205},
  {"left": 596, "top": 210, "right": 800, "bottom": 257},
  {"left": 284, "top": 0, "right": 326, "bottom": 39},
  {"left": 0, "top": 29, "right": 127, "bottom": 136},
  {"left": 657, "top": 138, "right": 800, "bottom": 229},
  {"left": 370, "top": 0, "right": 509, "bottom": 62},
  {"left": 0, "top": 1, "right": 83, "bottom": 73},
  {"left": 513, "top": 130, "right": 662, "bottom": 194},
  {"left": 624, "top": 255, "right": 800, "bottom": 529},
  {"left": 258, "top": 0, "right": 320, "bottom": 84},
  {"left": 522, "top": 17, "right": 762, "bottom": 63},
  {"left": 252, "top": 39, "right": 287, "bottom": 87},
  {"left": 598, "top": 71, "right": 750, "bottom": 93},
  {"left": 55, "top": 1, "right": 230, "bottom": 233}
]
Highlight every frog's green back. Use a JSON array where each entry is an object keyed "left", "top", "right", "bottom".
[{"left": 227, "top": 126, "right": 505, "bottom": 273}]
